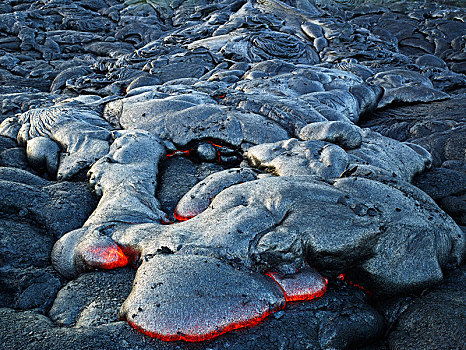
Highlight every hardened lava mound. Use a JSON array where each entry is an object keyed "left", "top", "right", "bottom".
[
  {"left": 0, "top": 0, "right": 465, "bottom": 349},
  {"left": 119, "top": 255, "right": 287, "bottom": 342}
]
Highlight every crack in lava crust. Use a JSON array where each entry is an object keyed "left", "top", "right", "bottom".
[{"left": 337, "top": 273, "right": 373, "bottom": 296}]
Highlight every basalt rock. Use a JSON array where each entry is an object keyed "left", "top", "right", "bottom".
[
  {"left": 298, "top": 121, "right": 363, "bottom": 149},
  {"left": 246, "top": 127, "right": 432, "bottom": 182},
  {"left": 161, "top": 176, "right": 462, "bottom": 295},
  {"left": 174, "top": 167, "right": 258, "bottom": 220},
  {"left": 119, "top": 255, "right": 286, "bottom": 342},
  {"left": 103, "top": 89, "right": 290, "bottom": 150},
  {"left": 0, "top": 167, "right": 97, "bottom": 238},
  {"left": 369, "top": 69, "right": 450, "bottom": 108},
  {"left": 2, "top": 0, "right": 466, "bottom": 348},
  {"left": 49, "top": 268, "right": 135, "bottom": 328},
  {"left": 25, "top": 136, "right": 60, "bottom": 177},
  {"left": 0, "top": 106, "right": 114, "bottom": 180},
  {"left": 388, "top": 265, "right": 466, "bottom": 350},
  {"left": 0, "top": 214, "right": 64, "bottom": 313},
  {"left": 156, "top": 156, "right": 225, "bottom": 222},
  {"left": 360, "top": 93, "right": 466, "bottom": 167},
  {"left": 0, "top": 281, "right": 384, "bottom": 350}
]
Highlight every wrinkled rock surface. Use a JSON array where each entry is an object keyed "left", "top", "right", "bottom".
[{"left": 0, "top": 0, "right": 465, "bottom": 349}]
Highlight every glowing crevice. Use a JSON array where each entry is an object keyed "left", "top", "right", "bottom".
[
  {"left": 337, "top": 273, "right": 373, "bottom": 296},
  {"left": 166, "top": 149, "right": 191, "bottom": 159},
  {"left": 165, "top": 141, "right": 232, "bottom": 164}
]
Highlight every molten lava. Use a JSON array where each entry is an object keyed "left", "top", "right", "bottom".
[
  {"left": 124, "top": 266, "right": 328, "bottom": 342},
  {"left": 160, "top": 217, "right": 173, "bottom": 225},
  {"left": 266, "top": 269, "right": 328, "bottom": 302},
  {"left": 127, "top": 306, "right": 280, "bottom": 342},
  {"left": 87, "top": 243, "right": 128, "bottom": 269},
  {"left": 173, "top": 211, "right": 193, "bottom": 222},
  {"left": 165, "top": 141, "right": 234, "bottom": 165},
  {"left": 166, "top": 149, "right": 191, "bottom": 159}
]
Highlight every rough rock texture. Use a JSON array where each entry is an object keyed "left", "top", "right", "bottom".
[
  {"left": 361, "top": 94, "right": 466, "bottom": 168},
  {"left": 174, "top": 167, "right": 258, "bottom": 220},
  {"left": 361, "top": 94, "right": 466, "bottom": 227},
  {"left": 49, "top": 268, "right": 135, "bottom": 328},
  {"left": 1, "top": 0, "right": 465, "bottom": 349},
  {"left": 0, "top": 281, "right": 384, "bottom": 350},
  {"left": 156, "top": 156, "right": 226, "bottom": 222},
  {"left": 0, "top": 167, "right": 98, "bottom": 237},
  {"left": 388, "top": 265, "right": 466, "bottom": 350},
  {"left": 246, "top": 127, "right": 432, "bottom": 181}
]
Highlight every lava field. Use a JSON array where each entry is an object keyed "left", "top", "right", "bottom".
[{"left": 0, "top": 0, "right": 465, "bottom": 349}]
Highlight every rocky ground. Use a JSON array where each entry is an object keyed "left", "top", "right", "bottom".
[{"left": 0, "top": 0, "right": 465, "bottom": 349}]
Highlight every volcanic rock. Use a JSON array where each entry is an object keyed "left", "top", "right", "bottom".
[
  {"left": 1, "top": 0, "right": 465, "bottom": 348},
  {"left": 388, "top": 266, "right": 466, "bottom": 350},
  {"left": 119, "top": 254, "right": 286, "bottom": 341}
]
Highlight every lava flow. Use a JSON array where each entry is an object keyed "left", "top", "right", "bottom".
[
  {"left": 127, "top": 306, "right": 281, "bottom": 342},
  {"left": 173, "top": 211, "right": 193, "bottom": 222},
  {"left": 166, "top": 149, "right": 191, "bottom": 159},
  {"left": 165, "top": 141, "right": 232, "bottom": 164},
  {"left": 266, "top": 269, "right": 328, "bottom": 302},
  {"left": 86, "top": 242, "right": 128, "bottom": 269}
]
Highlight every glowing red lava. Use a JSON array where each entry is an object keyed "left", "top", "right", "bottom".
[
  {"left": 87, "top": 243, "right": 128, "bottom": 269},
  {"left": 127, "top": 307, "right": 280, "bottom": 342},
  {"left": 126, "top": 268, "right": 327, "bottom": 342},
  {"left": 165, "top": 141, "right": 233, "bottom": 164},
  {"left": 266, "top": 269, "right": 328, "bottom": 302},
  {"left": 129, "top": 269, "right": 328, "bottom": 342},
  {"left": 160, "top": 217, "right": 173, "bottom": 225},
  {"left": 173, "top": 211, "right": 193, "bottom": 222},
  {"left": 337, "top": 273, "right": 372, "bottom": 296},
  {"left": 166, "top": 149, "right": 191, "bottom": 159}
]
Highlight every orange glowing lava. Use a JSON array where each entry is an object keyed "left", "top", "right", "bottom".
[
  {"left": 126, "top": 268, "right": 328, "bottom": 342},
  {"left": 166, "top": 149, "right": 191, "bottom": 159},
  {"left": 266, "top": 269, "right": 328, "bottom": 302},
  {"left": 165, "top": 141, "right": 235, "bottom": 164},
  {"left": 88, "top": 244, "right": 128, "bottom": 269},
  {"left": 173, "top": 211, "right": 193, "bottom": 222},
  {"left": 161, "top": 217, "right": 173, "bottom": 225},
  {"left": 127, "top": 305, "right": 282, "bottom": 342},
  {"left": 206, "top": 141, "right": 224, "bottom": 148}
]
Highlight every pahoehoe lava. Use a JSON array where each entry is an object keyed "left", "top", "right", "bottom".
[{"left": 0, "top": 0, "right": 465, "bottom": 349}]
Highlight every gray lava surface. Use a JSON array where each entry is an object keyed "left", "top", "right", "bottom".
[{"left": 0, "top": 0, "right": 465, "bottom": 349}]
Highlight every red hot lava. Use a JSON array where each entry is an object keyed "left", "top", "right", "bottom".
[
  {"left": 127, "top": 306, "right": 281, "bottom": 342},
  {"left": 266, "top": 269, "right": 328, "bottom": 302},
  {"left": 165, "top": 141, "right": 229, "bottom": 164},
  {"left": 123, "top": 268, "right": 328, "bottom": 342},
  {"left": 87, "top": 242, "right": 128, "bottom": 269},
  {"left": 166, "top": 149, "right": 191, "bottom": 159},
  {"left": 173, "top": 211, "right": 193, "bottom": 222}
]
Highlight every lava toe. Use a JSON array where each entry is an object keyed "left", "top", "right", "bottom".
[{"left": 119, "top": 255, "right": 285, "bottom": 341}]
